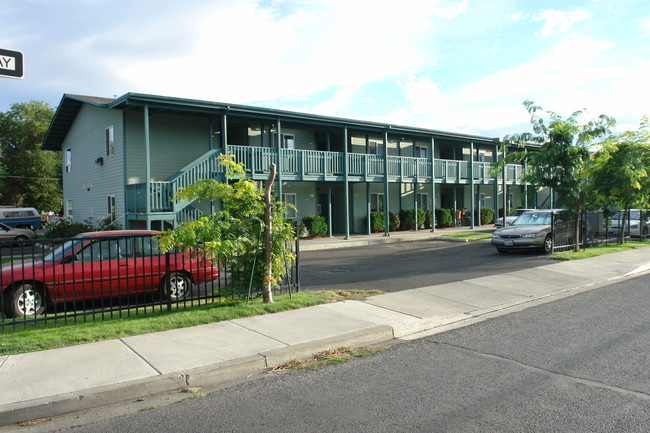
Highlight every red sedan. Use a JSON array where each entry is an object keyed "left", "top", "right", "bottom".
[{"left": 1, "top": 230, "right": 219, "bottom": 318}]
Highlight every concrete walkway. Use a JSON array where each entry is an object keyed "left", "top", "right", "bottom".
[{"left": 1, "top": 230, "right": 650, "bottom": 427}]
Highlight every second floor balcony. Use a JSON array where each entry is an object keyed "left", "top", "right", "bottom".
[
  {"left": 230, "top": 145, "right": 523, "bottom": 184},
  {"left": 126, "top": 145, "right": 525, "bottom": 214}
]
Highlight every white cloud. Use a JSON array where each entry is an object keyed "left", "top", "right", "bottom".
[
  {"left": 398, "top": 74, "right": 446, "bottom": 115},
  {"left": 533, "top": 8, "right": 591, "bottom": 37},
  {"left": 432, "top": 0, "right": 469, "bottom": 19},
  {"left": 640, "top": 16, "right": 650, "bottom": 36},
  {"left": 109, "top": 0, "right": 445, "bottom": 105},
  {"left": 375, "top": 34, "right": 649, "bottom": 137}
]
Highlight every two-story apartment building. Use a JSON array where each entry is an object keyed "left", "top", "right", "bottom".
[{"left": 42, "top": 93, "right": 545, "bottom": 237}]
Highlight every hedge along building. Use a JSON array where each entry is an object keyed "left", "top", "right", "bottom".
[{"left": 42, "top": 93, "right": 546, "bottom": 236}]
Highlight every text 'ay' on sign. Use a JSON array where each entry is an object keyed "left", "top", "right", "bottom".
[{"left": 0, "top": 48, "right": 24, "bottom": 79}]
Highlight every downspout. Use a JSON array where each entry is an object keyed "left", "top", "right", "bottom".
[
  {"left": 344, "top": 126, "right": 350, "bottom": 239},
  {"left": 122, "top": 110, "right": 129, "bottom": 229},
  {"left": 144, "top": 104, "right": 151, "bottom": 230},
  {"left": 413, "top": 139, "right": 418, "bottom": 232},
  {"left": 493, "top": 140, "right": 499, "bottom": 220},
  {"left": 327, "top": 132, "right": 332, "bottom": 238},
  {"left": 277, "top": 118, "right": 283, "bottom": 200},
  {"left": 383, "top": 129, "right": 390, "bottom": 236},
  {"left": 367, "top": 183, "right": 371, "bottom": 234},
  {"left": 452, "top": 146, "right": 457, "bottom": 226},
  {"left": 328, "top": 184, "right": 333, "bottom": 238},
  {"left": 209, "top": 119, "right": 215, "bottom": 216},
  {"left": 470, "top": 141, "right": 475, "bottom": 229},
  {"left": 430, "top": 136, "right": 436, "bottom": 233},
  {"left": 502, "top": 142, "right": 507, "bottom": 226}
]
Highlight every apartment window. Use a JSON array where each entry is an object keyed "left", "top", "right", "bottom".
[
  {"left": 65, "top": 200, "right": 73, "bottom": 218},
  {"left": 368, "top": 141, "right": 385, "bottom": 155},
  {"left": 106, "top": 125, "right": 115, "bottom": 156},
  {"left": 370, "top": 193, "right": 384, "bottom": 212},
  {"left": 282, "top": 193, "right": 297, "bottom": 219},
  {"left": 283, "top": 134, "right": 295, "bottom": 149},
  {"left": 416, "top": 193, "right": 429, "bottom": 211},
  {"left": 107, "top": 195, "right": 116, "bottom": 221},
  {"left": 416, "top": 146, "right": 427, "bottom": 158},
  {"left": 65, "top": 149, "right": 72, "bottom": 173}
]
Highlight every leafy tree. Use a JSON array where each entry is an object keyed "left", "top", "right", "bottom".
[
  {"left": 589, "top": 116, "right": 650, "bottom": 242},
  {"left": 0, "top": 101, "right": 61, "bottom": 211},
  {"left": 502, "top": 101, "right": 615, "bottom": 251},
  {"left": 157, "top": 155, "right": 296, "bottom": 302}
]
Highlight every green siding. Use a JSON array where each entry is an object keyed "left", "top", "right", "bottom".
[
  {"left": 351, "top": 183, "right": 368, "bottom": 233},
  {"left": 61, "top": 104, "right": 124, "bottom": 226},
  {"left": 125, "top": 112, "right": 211, "bottom": 183},
  {"left": 281, "top": 182, "right": 317, "bottom": 221}
]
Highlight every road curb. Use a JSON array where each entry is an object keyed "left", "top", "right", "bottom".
[{"left": 0, "top": 326, "right": 394, "bottom": 427}]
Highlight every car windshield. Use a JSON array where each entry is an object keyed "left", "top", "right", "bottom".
[
  {"left": 612, "top": 210, "right": 641, "bottom": 220},
  {"left": 512, "top": 212, "right": 552, "bottom": 226},
  {"left": 510, "top": 209, "right": 527, "bottom": 217},
  {"left": 42, "top": 239, "right": 85, "bottom": 262}
]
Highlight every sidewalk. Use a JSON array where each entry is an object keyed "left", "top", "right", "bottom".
[
  {"left": 298, "top": 225, "right": 494, "bottom": 251},
  {"left": 1, "top": 234, "right": 650, "bottom": 427}
]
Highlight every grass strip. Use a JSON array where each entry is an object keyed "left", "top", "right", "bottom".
[
  {"left": 439, "top": 231, "right": 493, "bottom": 242},
  {"left": 551, "top": 240, "right": 650, "bottom": 260},
  {"left": 0, "top": 290, "right": 383, "bottom": 356}
]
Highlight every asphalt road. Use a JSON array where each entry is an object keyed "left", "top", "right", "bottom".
[
  {"left": 40, "top": 273, "right": 649, "bottom": 432},
  {"left": 300, "top": 239, "right": 553, "bottom": 292}
]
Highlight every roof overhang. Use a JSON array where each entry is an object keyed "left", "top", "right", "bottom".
[{"left": 42, "top": 92, "right": 503, "bottom": 150}]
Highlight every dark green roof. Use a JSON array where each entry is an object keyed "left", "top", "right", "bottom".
[{"left": 43, "top": 92, "right": 503, "bottom": 150}]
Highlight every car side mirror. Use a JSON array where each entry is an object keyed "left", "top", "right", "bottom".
[{"left": 62, "top": 253, "right": 78, "bottom": 264}]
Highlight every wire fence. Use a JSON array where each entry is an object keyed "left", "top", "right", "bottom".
[{"left": 0, "top": 233, "right": 299, "bottom": 333}]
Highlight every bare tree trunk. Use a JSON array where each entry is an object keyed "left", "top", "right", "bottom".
[
  {"left": 574, "top": 210, "right": 581, "bottom": 252},
  {"left": 263, "top": 164, "right": 277, "bottom": 303}
]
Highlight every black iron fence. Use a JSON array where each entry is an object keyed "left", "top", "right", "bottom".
[
  {"left": 552, "top": 210, "right": 649, "bottom": 253},
  {"left": 0, "top": 233, "right": 299, "bottom": 332}
]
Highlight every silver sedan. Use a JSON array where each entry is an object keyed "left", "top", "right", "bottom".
[
  {"left": 0, "top": 222, "right": 36, "bottom": 246},
  {"left": 491, "top": 210, "right": 565, "bottom": 254}
]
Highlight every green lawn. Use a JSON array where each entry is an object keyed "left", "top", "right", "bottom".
[
  {"left": 438, "top": 231, "right": 494, "bottom": 242},
  {"left": 0, "top": 290, "right": 382, "bottom": 356},
  {"left": 551, "top": 240, "right": 650, "bottom": 260}
]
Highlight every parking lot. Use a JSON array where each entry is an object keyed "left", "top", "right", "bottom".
[{"left": 300, "top": 239, "right": 554, "bottom": 292}]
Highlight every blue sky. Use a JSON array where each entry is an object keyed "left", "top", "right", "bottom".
[{"left": 1, "top": 0, "right": 648, "bottom": 138}]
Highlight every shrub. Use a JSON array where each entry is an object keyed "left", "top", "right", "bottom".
[
  {"left": 399, "top": 209, "right": 415, "bottom": 230},
  {"left": 480, "top": 208, "right": 495, "bottom": 225},
  {"left": 435, "top": 208, "right": 453, "bottom": 227},
  {"left": 44, "top": 218, "right": 93, "bottom": 238},
  {"left": 423, "top": 210, "right": 433, "bottom": 229},
  {"left": 370, "top": 212, "right": 384, "bottom": 232},
  {"left": 389, "top": 212, "right": 400, "bottom": 231},
  {"left": 417, "top": 209, "right": 427, "bottom": 228},
  {"left": 400, "top": 209, "right": 430, "bottom": 230},
  {"left": 96, "top": 216, "right": 121, "bottom": 231},
  {"left": 301, "top": 215, "right": 328, "bottom": 237}
]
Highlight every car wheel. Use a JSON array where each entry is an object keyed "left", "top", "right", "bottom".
[
  {"left": 14, "top": 235, "right": 29, "bottom": 246},
  {"left": 643, "top": 226, "right": 649, "bottom": 237},
  {"left": 162, "top": 272, "right": 191, "bottom": 300},
  {"left": 9, "top": 283, "right": 45, "bottom": 317},
  {"left": 496, "top": 248, "right": 509, "bottom": 254},
  {"left": 541, "top": 235, "right": 553, "bottom": 254}
]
